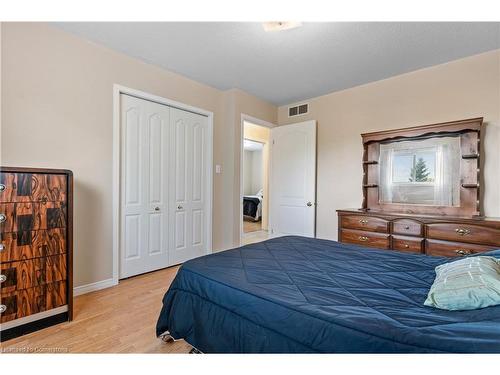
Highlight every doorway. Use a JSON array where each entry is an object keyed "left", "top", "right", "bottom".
[{"left": 240, "top": 117, "right": 273, "bottom": 245}]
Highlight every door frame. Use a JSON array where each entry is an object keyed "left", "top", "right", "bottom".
[
  {"left": 239, "top": 114, "right": 275, "bottom": 246},
  {"left": 112, "top": 84, "right": 214, "bottom": 284}
]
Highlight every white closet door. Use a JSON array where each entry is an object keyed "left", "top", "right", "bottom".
[
  {"left": 120, "top": 94, "right": 170, "bottom": 278},
  {"left": 169, "top": 108, "right": 208, "bottom": 265}
]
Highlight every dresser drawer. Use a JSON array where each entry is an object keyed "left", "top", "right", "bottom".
[
  {"left": 1, "top": 254, "right": 67, "bottom": 294},
  {"left": 0, "top": 202, "right": 67, "bottom": 233},
  {"left": 393, "top": 219, "right": 423, "bottom": 237},
  {"left": 0, "top": 172, "right": 67, "bottom": 203},
  {"left": 425, "top": 239, "right": 496, "bottom": 257},
  {"left": 0, "top": 229, "right": 66, "bottom": 263},
  {"left": 426, "top": 223, "right": 500, "bottom": 247},
  {"left": 340, "top": 229, "right": 390, "bottom": 249},
  {"left": 0, "top": 281, "right": 66, "bottom": 323},
  {"left": 392, "top": 235, "right": 424, "bottom": 254},
  {"left": 341, "top": 215, "right": 389, "bottom": 233}
]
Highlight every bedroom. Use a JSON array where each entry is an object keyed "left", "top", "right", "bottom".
[{"left": 1, "top": 1, "right": 500, "bottom": 373}]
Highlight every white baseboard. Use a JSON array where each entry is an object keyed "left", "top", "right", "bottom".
[{"left": 73, "top": 278, "right": 117, "bottom": 296}]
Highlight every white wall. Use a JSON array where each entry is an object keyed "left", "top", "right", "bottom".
[
  {"left": 243, "top": 150, "right": 253, "bottom": 195},
  {"left": 243, "top": 148, "right": 264, "bottom": 195},
  {"left": 251, "top": 149, "right": 263, "bottom": 194}
]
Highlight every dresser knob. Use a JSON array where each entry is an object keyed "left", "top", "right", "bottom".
[
  {"left": 0, "top": 184, "right": 5, "bottom": 192},
  {"left": 0, "top": 214, "right": 6, "bottom": 223},
  {"left": 358, "top": 236, "right": 369, "bottom": 242},
  {"left": 455, "top": 228, "right": 470, "bottom": 236},
  {"left": 0, "top": 274, "right": 6, "bottom": 283},
  {"left": 404, "top": 226, "right": 410, "bottom": 230},
  {"left": 404, "top": 244, "right": 409, "bottom": 248},
  {"left": 0, "top": 304, "right": 6, "bottom": 313},
  {"left": 455, "top": 249, "right": 472, "bottom": 256}
]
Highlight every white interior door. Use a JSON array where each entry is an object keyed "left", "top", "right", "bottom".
[
  {"left": 169, "top": 108, "right": 209, "bottom": 265},
  {"left": 269, "top": 120, "right": 316, "bottom": 237},
  {"left": 120, "top": 94, "right": 170, "bottom": 278}
]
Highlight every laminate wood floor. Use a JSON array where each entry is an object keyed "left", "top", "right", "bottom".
[
  {"left": 243, "top": 219, "right": 262, "bottom": 233},
  {"left": 0, "top": 266, "right": 192, "bottom": 353}
]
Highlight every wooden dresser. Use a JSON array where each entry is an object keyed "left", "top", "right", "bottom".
[
  {"left": 337, "top": 118, "right": 500, "bottom": 257},
  {"left": 0, "top": 167, "right": 73, "bottom": 341},
  {"left": 337, "top": 209, "right": 500, "bottom": 257}
]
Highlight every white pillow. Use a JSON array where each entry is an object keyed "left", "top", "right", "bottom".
[{"left": 424, "top": 256, "right": 500, "bottom": 311}]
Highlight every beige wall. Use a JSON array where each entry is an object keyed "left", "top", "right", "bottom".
[
  {"left": 278, "top": 49, "right": 500, "bottom": 241},
  {"left": 244, "top": 122, "right": 271, "bottom": 230},
  {"left": 0, "top": 23, "right": 277, "bottom": 287}
]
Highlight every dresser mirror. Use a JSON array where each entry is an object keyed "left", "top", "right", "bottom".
[
  {"left": 361, "top": 118, "right": 482, "bottom": 217},
  {"left": 379, "top": 135, "right": 461, "bottom": 207}
]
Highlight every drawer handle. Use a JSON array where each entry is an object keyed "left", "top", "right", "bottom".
[
  {"left": 455, "top": 228, "right": 471, "bottom": 236},
  {"left": 358, "top": 236, "right": 369, "bottom": 242},
  {"left": 404, "top": 244, "right": 410, "bottom": 248},
  {"left": 0, "top": 244, "right": 4, "bottom": 251},
  {"left": 0, "top": 274, "right": 5, "bottom": 283},
  {"left": 404, "top": 226, "right": 410, "bottom": 230},
  {"left": 0, "top": 214, "right": 5, "bottom": 223},
  {"left": 455, "top": 249, "right": 472, "bottom": 256},
  {"left": 358, "top": 219, "right": 368, "bottom": 224},
  {"left": 0, "top": 304, "right": 6, "bottom": 313},
  {"left": 0, "top": 184, "right": 5, "bottom": 192}
]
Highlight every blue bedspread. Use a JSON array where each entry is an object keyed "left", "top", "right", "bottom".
[{"left": 156, "top": 236, "right": 500, "bottom": 353}]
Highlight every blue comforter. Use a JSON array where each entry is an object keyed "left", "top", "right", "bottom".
[{"left": 156, "top": 236, "right": 500, "bottom": 353}]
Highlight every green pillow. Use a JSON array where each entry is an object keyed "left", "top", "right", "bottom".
[{"left": 424, "top": 256, "right": 500, "bottom": 311}]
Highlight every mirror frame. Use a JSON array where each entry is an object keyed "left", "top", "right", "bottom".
[{"left": 360, "top": 117, "right": 483, "bottom": 217}]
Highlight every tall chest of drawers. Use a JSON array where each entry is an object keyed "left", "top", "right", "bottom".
[{"left": 0, "top": 167, "right": 73, "bottom": 341}]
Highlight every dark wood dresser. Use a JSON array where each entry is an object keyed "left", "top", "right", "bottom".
[
  {"left": 337, "top": 209, "right": 500, "bottom": 257},
  {"left": 337, "top": 118, "right": 500, "bottom": 257},
  {"left": 0, "top": 167, "right": 73, "bottom": 341}
]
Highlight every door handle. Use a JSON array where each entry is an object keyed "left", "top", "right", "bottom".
[{"left": 306, "top": 202, "right": 313, "bottom": 207}]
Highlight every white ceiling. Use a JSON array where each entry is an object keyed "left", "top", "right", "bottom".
[{"left": 54, "top": 22, "right": 500, "bottom": 105}]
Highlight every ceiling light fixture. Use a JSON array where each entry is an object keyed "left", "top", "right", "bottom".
[{"left": 262, "top": 22, "right": 302, "bottom": 32}]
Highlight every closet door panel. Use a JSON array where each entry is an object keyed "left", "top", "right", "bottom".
[
  {"left": 120, "top": 95, "right": 170, "bottom": 278},
  {"left": 169, "top": 108, "right": 208, "bottom": 264}
]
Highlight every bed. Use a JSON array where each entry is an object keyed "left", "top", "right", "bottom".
[
  {"left": 156, "top": 236, "right": 500, "bottom": 353},
  {"left": 243, "top": 195, "right": 262, "bottom": 221}
]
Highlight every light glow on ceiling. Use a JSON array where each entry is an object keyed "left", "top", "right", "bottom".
[
  {"left": 244, "top": 139, "right": 264, "bottom": 151},
  {"left": 262, "top": 22, "right": 302, "bottom": 32}
]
